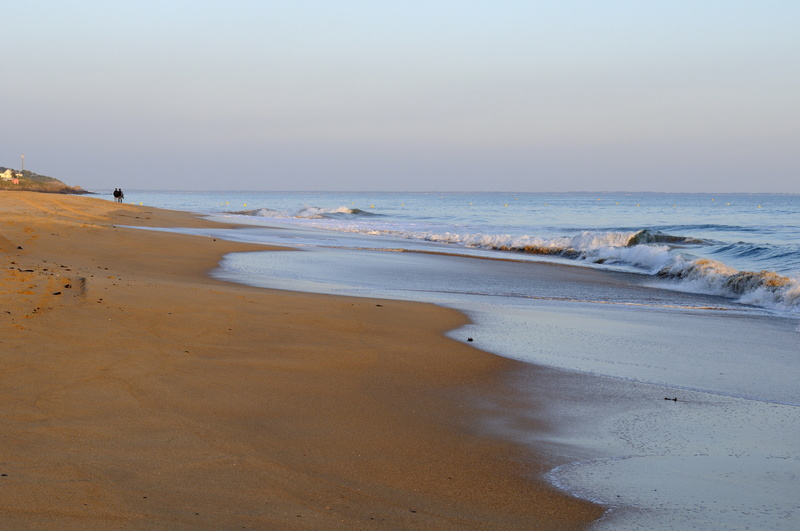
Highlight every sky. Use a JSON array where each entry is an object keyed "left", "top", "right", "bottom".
[{"left": 2, "top": 1, "right": 798, "bottom": 192}]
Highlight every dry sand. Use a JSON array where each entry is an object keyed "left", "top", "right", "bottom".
[{"left": 0, "top": 191, "right": 602, "bottom": 529}]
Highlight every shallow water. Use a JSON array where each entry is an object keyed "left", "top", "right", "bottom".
[{"left": 526, "top": 369, "right": 800, "bottom": 531}]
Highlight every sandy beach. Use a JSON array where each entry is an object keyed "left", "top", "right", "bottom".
[{"left": 0, "top": 191, "right": 602, "bottom": 529}]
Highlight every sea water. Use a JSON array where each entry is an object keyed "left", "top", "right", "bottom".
[
  {"left": 115, "top": 190, "right": 800, "bottom": 529},
  {"left": 121, "top": 190, "right": 800, "bottom": 311}
]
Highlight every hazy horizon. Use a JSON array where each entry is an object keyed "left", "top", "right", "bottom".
[{"left": 2, "top": 1, "right": 798, "bottom": 193}]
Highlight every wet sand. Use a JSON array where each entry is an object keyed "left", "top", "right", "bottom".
[{"left": 0, "top": 191, "right": 602, "bottom": 529}]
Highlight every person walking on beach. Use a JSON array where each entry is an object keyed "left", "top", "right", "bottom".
[{"left": 113, "top": 188, "right": 124, "bottom": 203}]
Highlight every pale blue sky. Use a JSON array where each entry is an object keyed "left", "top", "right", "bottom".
[{"left": 2, "top": 1, "right": 798, "bottom": 191}]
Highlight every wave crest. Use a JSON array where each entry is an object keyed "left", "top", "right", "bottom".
[
  {"left": 626, "top": 229, "right": 706, "bottom": 246},
  {"left": 229, "top": 205, "right": 374, "bottom": 220},
  {"left": 657, "top": 258, "right": 799, "bottom": 311},
  {"left": 436, "top": 230, "right": 799, "bottom": 312}
]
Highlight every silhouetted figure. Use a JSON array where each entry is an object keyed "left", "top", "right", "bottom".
[{"left": 113, "top": 188, "right": 124, "bottom": 203}]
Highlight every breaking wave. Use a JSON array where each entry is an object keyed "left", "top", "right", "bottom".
[
  {"left": 654, "top": 257, "right": 800, "bottom": 312},
  {"left": 405, "top": 229, "right": 800, "bottom": 313},
  {"left": 230, "top": 205, "right": 376, "bottom": 220}
]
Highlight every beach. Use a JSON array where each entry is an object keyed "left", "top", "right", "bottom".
[{"left": 0, "top": 191, "right": 602, "bottom": 529}]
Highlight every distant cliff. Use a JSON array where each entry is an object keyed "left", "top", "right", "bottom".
[{"left": 0, "top": 167, "right": 89, "bottom": 194}]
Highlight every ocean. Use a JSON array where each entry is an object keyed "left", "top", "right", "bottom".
[
  {"left": 116, "top": 190, "right": 799, "bottom": 529},
  {"left": 123, "top": 190, "right": 800, "bottom": 312}
]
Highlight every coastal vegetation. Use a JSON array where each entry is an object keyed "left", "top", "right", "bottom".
[{"left": 0, "top": 167, "right": 87, "bottom": 194}]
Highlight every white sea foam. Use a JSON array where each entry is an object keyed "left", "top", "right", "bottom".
[
  {"left": 581, "top": 242, "right": 673, "bottom": 270},
  {"left": 654, "top": 256, "right": 800, "bottom": 313},
  {"left": 294, "top": 205, "right": 358, "bottom": 218},
  {"left": 244, "top": 205, "right": 361, "bottom": 219}
]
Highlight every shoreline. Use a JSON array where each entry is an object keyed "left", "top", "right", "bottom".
[
  {"left": 0, "top": 192, "right": 602, "bottom": 528},
  {"left": 195, "top": 204, "right": 800, "bottom": 529}
]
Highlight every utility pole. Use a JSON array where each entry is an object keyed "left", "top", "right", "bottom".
[{"left": 20, "top": 154, "right": 24, "bottom": 174}]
